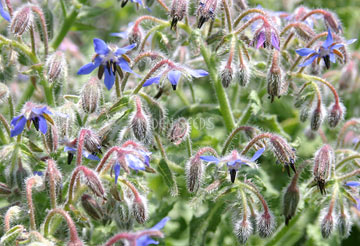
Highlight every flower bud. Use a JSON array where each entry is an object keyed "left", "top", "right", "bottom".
[
  {"left": 267, "top": 51, "right": 286, "bottom": 102},
  {"left": 168, "top": 117, "right": 190, "bottom": 145},
  {"left": 80, "top": 77, "right": 101, "bottom": 114},
  {"left": 170, "top": 0, "right": 187, "bottom": 30},
  {"left": 313, "top": 145, "right": 334, "bottom": 195},
  {"left": 221, "top": 66, "right": 233, "bottom": 88},
  {"left": 328, "top": 102, "right": 345, "bottom": 128},
  {"left": 236, "top": 62, "right": 249, "bottom": 87},
  {"left": 130, "top": 97, "right": 151, "bottom": 142},
  {"left": 197, "top": 0, "right": 217, "bottom": 29},
  {"left": 323, "top": 11, "right": 342, "bottom": 34},
  {"left": 44, "top": 123, "right": 58, "bottom": 153},
  {"left": 269, "top": 135, "right": 296, "bottom": 176},
  {"left": 294, "top": 23, "right": 316, "bottom": 42},
  {"left": 114, "top": 198, "right": 134, "bottom": 230},
  {"left": 300, "top": 106, "right": 310, "bottom": 122},
  {"left": 84, "top": 129, "right": 102, "bottom": 155},
  {"left": 81, "top": 194, "right": 104, "bottom": 221},
  {"left": 45, "top": 51, "right": 67, "bottom": 82},
  {"left": 185, "top": 156, "right": 204, "bottom": 193},
  {"left": 0, "top": 182, "right": 11, "bottom": 196},
  {"left": 78, "top": 166, "right": 105, "bottom": 199},
  {"left": 45, "top": 159, "right": 62, "bottom": 197},
  {"left": 0, "top": 225, "right": 25, "bottom": 245},
  {"left": 133, "top": 195, "right": 148, "bottom": 224},
  {"left": 310, "top": 105, "right": 325, "bottom": 131},
  {"left": 283, "top": 182, "right": 300, "bottom": 225},
  {"left": 11, "top": 5, "right": 33, "bottom": 36},
  {"left": 0, "top": 82, "right": 10, "bottom": 102},
  {"left": 257, "top": 211, "right": 275, "bottom": 238},
  {"left": 234, "top": 217, "right": 253, "bottom": 244},
  {"left": 128, "top": 26, "right": 142, "bottom": 48},
  {"left": 337, "top": 210, "right": 351, "bottom": 238},
  {"left": 56, "top": 102, "right": 74, "bottom": 139},
  {"left": 321, "top": 210, "right": 334, "bottom": 238}
]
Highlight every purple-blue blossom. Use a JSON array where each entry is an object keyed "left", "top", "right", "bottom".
[
  {"left": 0, "top": 1, "right": 10, "bottom": 22},
  {"left": 136, "top": 217, "right": 170, "bottom": 246},
  {"left": 296, "top": 28, "right": 357, "bottom": 69},
  {"left": 10, "top": 103, "right": 53, "bottom": 137},
  {"left": 143, "top": 67, "right": 209, "bottom": 90},
  {"left": 345, "top": 181, "right": 360, "bottom": 187},
  {"left": 77, "top": 38, "right": 138, "bottom": 90},
  {"left": 64, "top": 146, "right": 100, "bottom": 164},
  {"left": 200, "top": 148, "right": 265, "bottom": 183}
]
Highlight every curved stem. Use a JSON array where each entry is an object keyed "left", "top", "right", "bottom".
[
  {"left": 233, "top": 8, "right": 267, "bottom": 28},
  {"left": 234, "top": 15, "right": 266, "bottom": 35},
  {"left": 155, "top": 0, "right": 169, "bottom": 12},
  {"left": 221, "top": 0, "right": 232, "bottom": 32},
  {"left": 336, "top": 154, "right": 360, "bottom": 170},
  {"left": 76, "top": 128, "right": 90, "bottom": 166},
  {"left": 222, "top": 126, "right": 256, "bottom": 155},
  {"left": 31, "top": 6, "right": 49, "bottom": 57},
  {"left": 0, "top": 113, "right": 10, "bottom": 137},
  {"left": 241, "top": 133, "right": 272, "bottom": 155},
  {"left": 26, "top": 177, "right": 38, "bottom": 230},
  {"left": 46, "top": 159, "right": 57, "bottom": 209}
]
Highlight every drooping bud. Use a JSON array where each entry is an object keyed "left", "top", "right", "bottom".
[
  {"left": 83, "top": 129, "right": 102, "bottom": 155},
  {"left": 132, "top": 195, "right": 148, "bottom": 224},
  {"left": 234, "top": 217, "right": 253, "bottom": 244},
  {"left": 299, "top": 105, "right": 310, "bottom": 122},
  {"left": 45, "top": 51, "right": 67, "bottom": 82},
  {"left": 130, "top": 96, "right": 151, "bottom": 142},
  {"left": 45, "top": 159, "right": 62, "bottom": 198},
  {"left": 293, "top": 23, "right": 316, "bottom": 42},
  {"left": 313, "top": 144, "right": 334, "bottom": 195},
  {"left": 221, "top": 66, "right": 233, "bottom": 88},
  {"left": 236, "top": 62, "right": 249, "bottom": 87},
  {"left": 321, "top": 210, "right": 334, "bottom": 238},
  {"left": 81, "top": 194, "right": 104, "bottom": 221},
  {"left": 114, "top": 197, "right": 134, "bottom": 230},
  {"left": 56, "top": 102, "right": 74, "bottom": 139},
  {"left": 197, "top": 0, "right": 218, "bottom": 29},
  {"left": 170, "top": 0, "right": 187, "bottom": 30},
  {"left": 269, "top": 135, "right": 296, "bottom": 176},
  {"left": 44, "top": 123, "right": 58, "bottom": 153},
  {"left": 328, "top": 102, "right": 345, "bottom": 128},
  {"left": 168, "top": 117, "right": 190, "bottom": 145},
  {"left": 10, "top": 5, "right": 33, "bottom": 36},
  {"left": 283, "top": 180, "right": 300, "bottom": 225},
  {"left": 185, "top": 156, "right": 204, "bottom": 193},
  {"left": 80, "top": 77, "right": 101, "bottom": 114},
  {"left": 337, "top": 210, "right": 351, "bottom": 238},
  {"left": 267, "top": 51, "right": 286, "bottom": 102},
  {"left": 257, "top": 211, "right": 275, "bottom": 238},
  {"left": 73, "top": 166, "right": 105, "bottom": 199},
  {"left": 323, "top": 11, "right": 342, "bottom": 34},
  {"left": 128, "top": 26, "right": 142, "bottom": 48},
  {"left": 310, "top": 105, "right": 325, "bottom": 131}
]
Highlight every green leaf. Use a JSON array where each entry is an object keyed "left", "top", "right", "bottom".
[
  {"left": 248, "top": 90, "right": 262, "bottom": 115},
  {"left": 157, "top": 159, "right": 178, "bottom": 196},
  {"left": 255, "top": 114, "right": 291, "bottom": 139}
]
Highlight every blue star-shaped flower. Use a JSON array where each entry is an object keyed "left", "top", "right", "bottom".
[
  {"left": 0, "top": 1, "right": 10, "bottom": 22},
  {"left": 136, "top": 217, "right": 170, "bottom": 246},
  {"left": 296, "top": 28, "right": 357, "bottom": 69},
  {"left": 77, "top": 38, "right": 138, "bottom": 90},
  {"left": 10, "top": 104, "right": 53, "bottom": 137},
  {"left": 143, "top": 67, "right": 209, "bottom": 90},
  {"left": 200, "top": 148, "right": 265, "bottom": 183}
]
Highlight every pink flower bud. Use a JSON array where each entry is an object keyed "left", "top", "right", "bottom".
[
  {"left": 294, "top": 23, "right": 316, "bottom": 41},
  {"left": 83, "top": 129, "right": 102, "bottom": 155},
  {"left": 185, "top": 156, "right": 204, "bottom": 193},
  {"left": 269, "top": 135, "right": 296, "bottom": 176},
  {"left": 128, "top": 26, "right": 142, "bottom": 48},
  {"left": 257, "top": 211, "right": 275, "bottom": 238},
  {"left": 133, "top": 195, "right": 148, "bottom": 224},
  {"left": 234, "top": 217, "right": 253, "bottom": 244},
  {"left": 45, "top": 51, "right": 67, "bottom": 82},
  {"left": 236, "top": 62, "right": 249, "bottom": 87},
  {"left": 313, "top": 144, "right": 334, "bottom": 195},
  {"left": 130, "top": 97, "right": 151, "bottom": 142},
  {"left": 197, "top": 0, "right": 218, "bottom": 28},
  {"left": 310, "top": 105, "right": 325, "bottom": 131},
  {"left": 45, "top": 123, "right": 58, "bottom": 153},
  {"left": 328, "top": 102, "right": 345, "bottom": 128},
  {"left": 168, "top": 117, "right": 190, "bottom": 145},
  {"left": 321, "top": 210, "right": 334, "bottom": 238},
  {"left": 323, "top": 11, "right": 342, "bottom": 34},
  {"left": 11, "top": 5, "right": 33, "bottom": 36},
  {"left": 267, "top": 51, "right": 286, "bottom": 102},
  {"left": 80, "top": 77, "right": 101, "bottom": 114},
  {"left": 81, "top": 194, "right": 104, "bottom": 221}
]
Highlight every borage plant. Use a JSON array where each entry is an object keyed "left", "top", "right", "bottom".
[{"left": 0, "top": 0, "right": 360, "bottom": 245}]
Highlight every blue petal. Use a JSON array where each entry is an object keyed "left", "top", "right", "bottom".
[
  {"left": 33, "top": 171, "right": 43, "bottom": 176},
  {"left": 251, "top": 148, "right": 265, "bottom": 162},
  {"left": 11, "top": 115, "right": 24, "bottom": 126},
  {"left": 143, "top": 76, "right": 161, "bottom": 87},
  {"left": 118, "top": 57, "right": 139, "bottom": 77},
  {"left": 299, "top": 54, "right": 319, "bottom": 67},
  {"left": 31, "top": 106, "right": 47, "bottom": 115},
  {"left": 77, "top": 62, "right": 100, "bottom": 75},
  {"left": 347, "top": 39, "right": 357, "bottom": 45},
  {"left": 114, "top": 162, "right": 121, "bottom": 184},
  {"left": 167, "top": 70, "right": 181, "bottom": 86},
  {"left": 136, "top": 237, "right": 158, "bottom": 246},
  {"left": 152, "top": 217, "right": 170, "bottom": 230},
  {"left": 38, "top": 115, "right": 48, "bottom": 134},
  {"left": 83, "top": 151, "right": 100, "bottom": 161},
  {"left": 271, "top": 33, "right": 280, "bottom": 51},
  {"left": 126, "top": 154, "right": 145, "bottom": 171},
  {"left": 295, "top": 48, "right": 316, "bottom": 57},
  {"left": 114, "top": 44, "right": 137, "bottom": 56},
  {"left": 187, "top": 69, "right": 209, "bottom": 78},
  {"left": 104, "top": 68, "right": 115, "bottom": 90},
  {"left": 345, "top": 181, "right": 360, "bottom": 187},
  {"left": 64, "top": 146, "right": 76, "bottom": 152},
  {"left": 0, "top": 2, "right": 11, "bottom": 22},
  {"left": 93, "top": 38, "right": 109, "bottom": 55},
  {"left": 322, "top": 28, "right": 333, "bottom": 49},
  {"left": 110, "top": 32, "right": 128, "bottom": 39},
  {"left": 10, "top": 116, "right": 27, "bottom": 137},
  {"left": 329, "top": 52, "right": 336, "bottom": 63},
  {"left": 200, "top": 156, "right": 219, "bottom": 163}
]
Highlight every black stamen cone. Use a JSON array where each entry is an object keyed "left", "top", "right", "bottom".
[
  {"left": 230, "top": 169, "right": 237, "bottom": 183},
  {"left": 98, "top": 65, "right": 105, "bottom": 80},
  {"left": 112, "top": 62, "right": 117, "bottom": 75},
  {"left": 317, "top": 180, "right": 326, "bottom": 195},
  {"left": 290, "top": 160, "right": 297, "bottom": 173},
  {"left": 171, "top": 84, "right": 177, "bottom": 90},
  {"left": 285, "top": 164, "right": 291, "bottom": 177},
  {"left": 121, "top": 0, "right": 128, "bottom": 8},
  {"left": 198, "top": 16, "right": 206, "bottom": 29},
  {"left": 32, "top": 117, "right": 40, "bottom": 131},
  {"left": 67, "top": 152, "right": 74, "bottom": 164},
  {"left": 171, "top": 17, "right": 178, "bottom": 30},
  {"left": 323, "top": 55, "right": 331, "bottom": 69}
]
